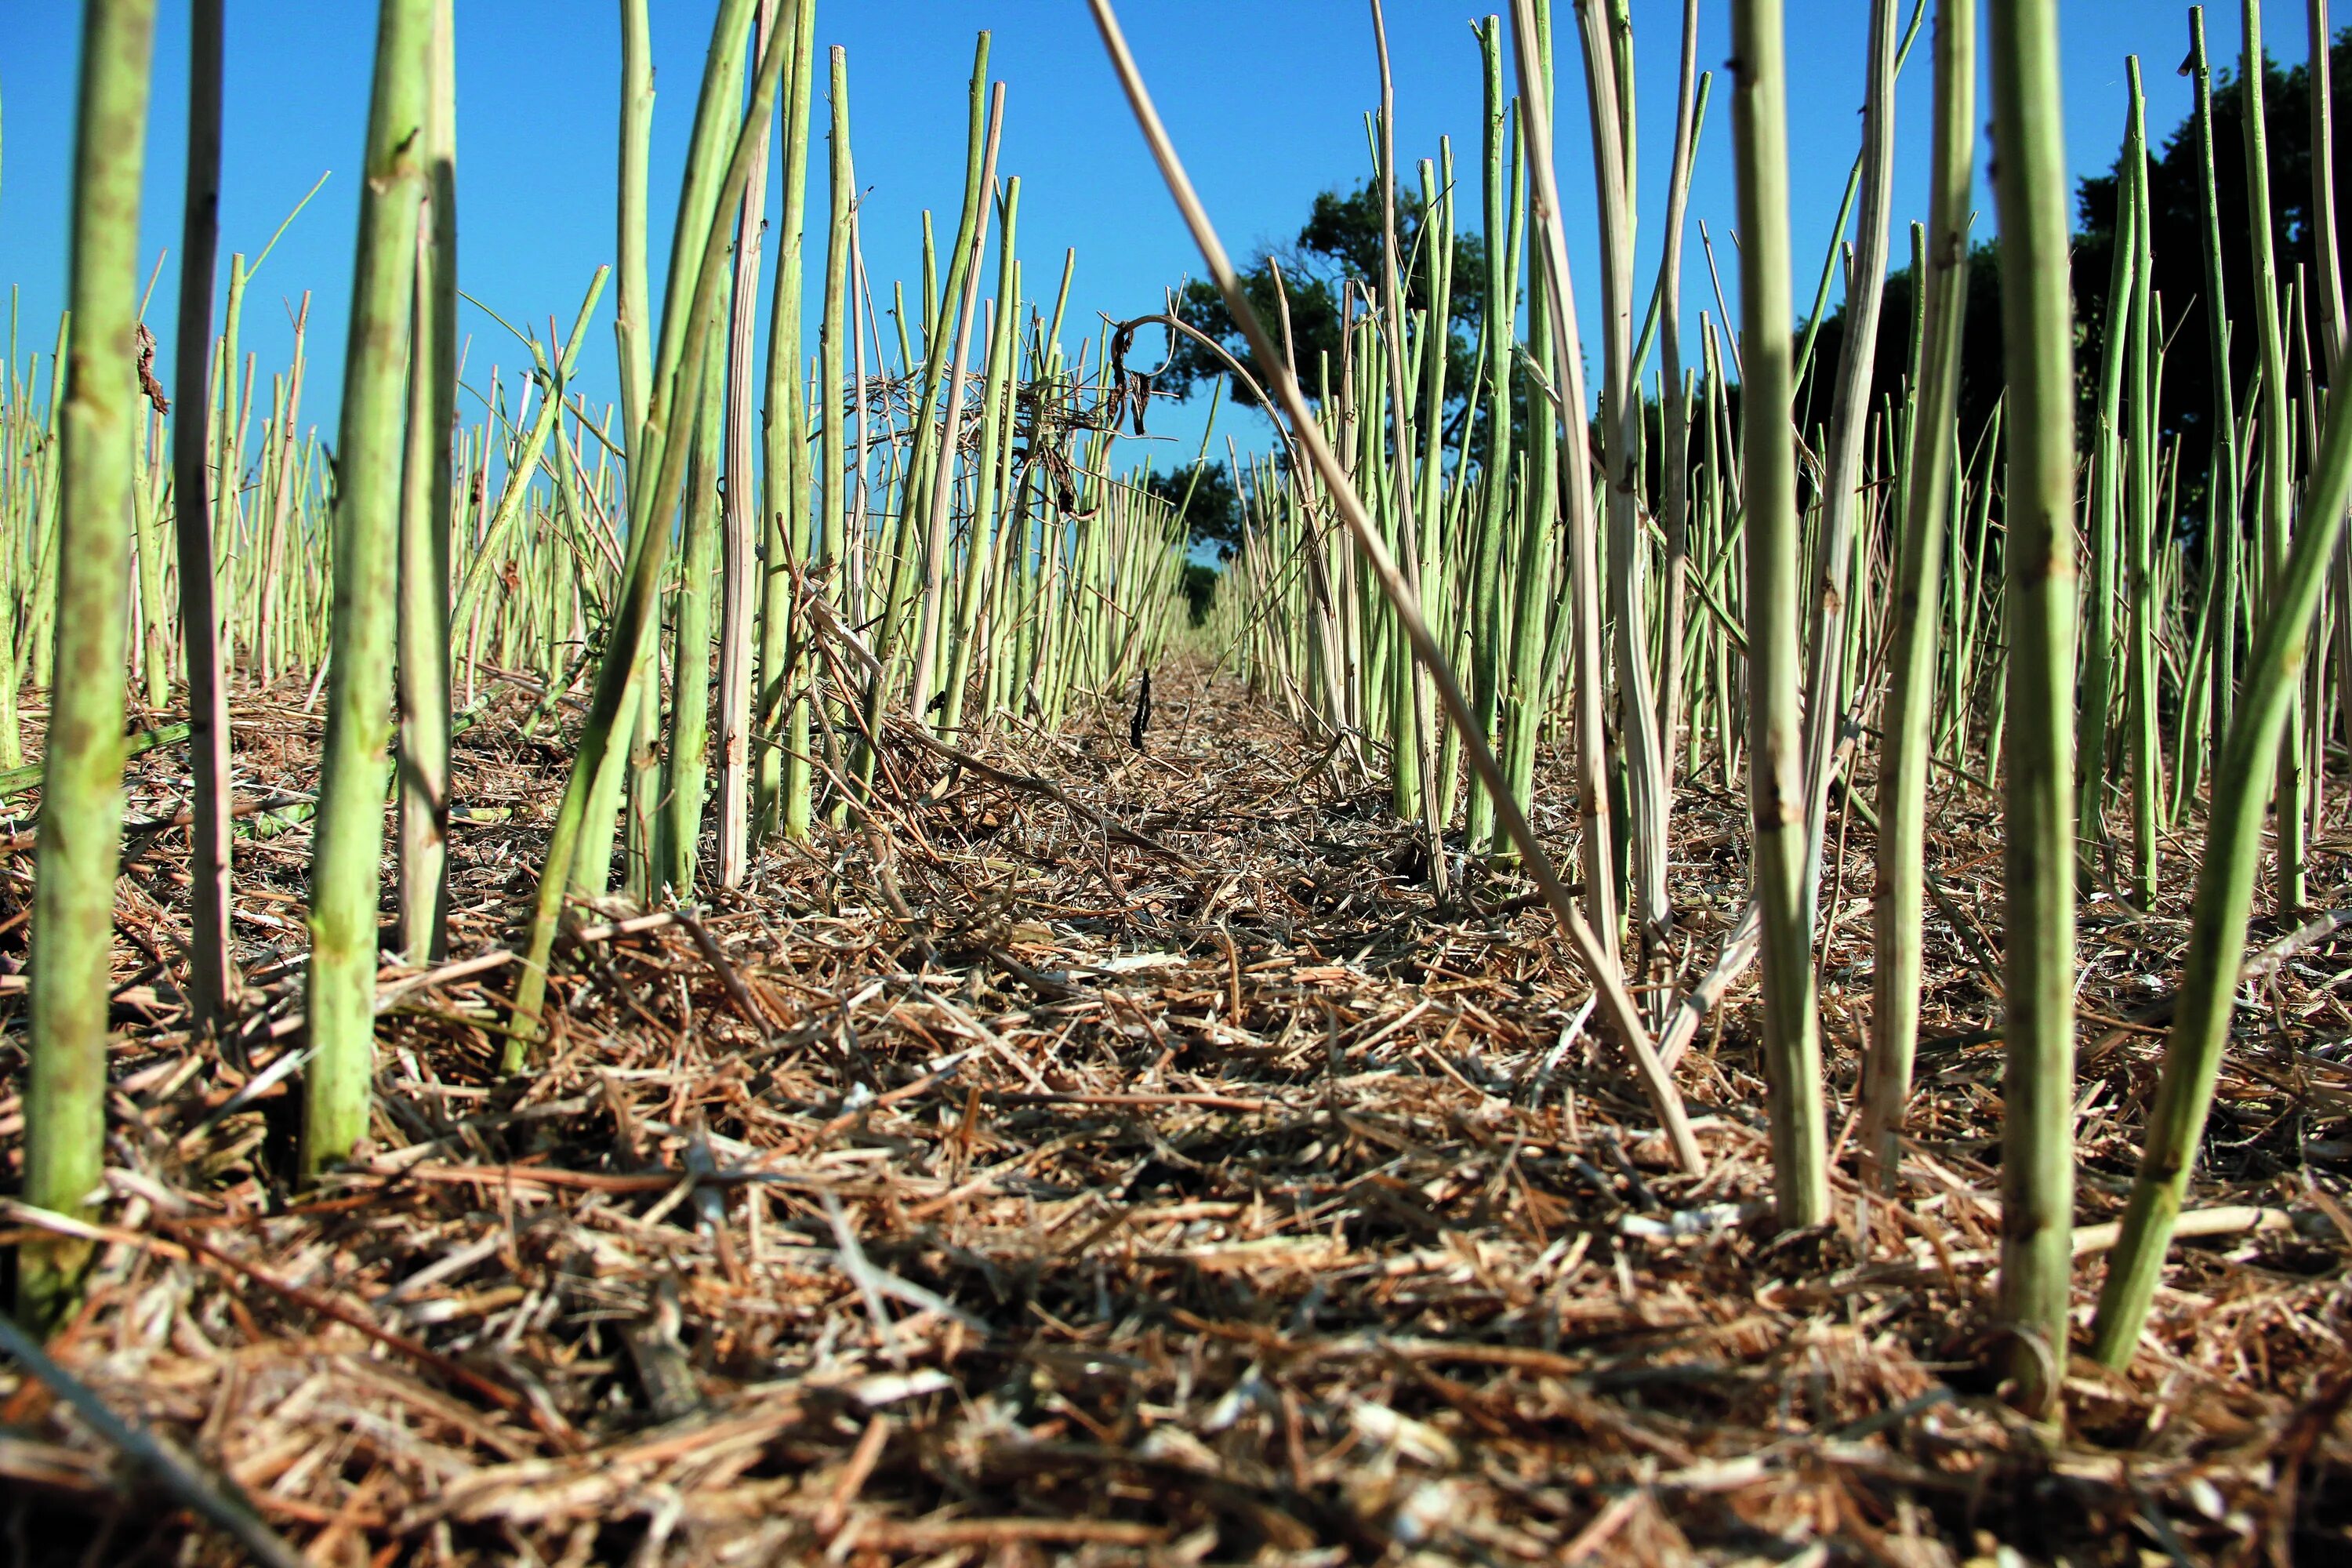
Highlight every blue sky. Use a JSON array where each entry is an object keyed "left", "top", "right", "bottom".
[{"left": 0, "top": 2, "right": 2278, "bottom": 474}]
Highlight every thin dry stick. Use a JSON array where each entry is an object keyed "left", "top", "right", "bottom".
[
  {"left": 0, "top": 1309, "right": 309, "bottom": 1568},
  {"left": 1084, "top": 0, "right": 1702, "bottom": 1176}
]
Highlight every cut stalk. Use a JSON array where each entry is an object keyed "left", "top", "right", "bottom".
[
  {"left": 2079, "top": 92, "right": 2139, "bottom": 877},
  {"left": 2089, "top": 229, "right": 2352, "bottom": 1369},
  {"left": 909, "top": 85, "right": 1005, "bottom": 725},
  {"left": 1864, "top": 0, "right": 1973, "bottom": 1193},
  {"left": 1512, "top": 0, "right": 1619, "bottom": 958},
  {"left": 940, "top": 180, "right": 1022, "bottom": 741},
  {"left": 1987, "top": 0, "right": 2079, "bottom": 1417},
  {"left": 661, "top": 309, "right": 726, "bottom": 895},
  {"left": 855, "top": 34, "right": 991, "bottom": 786},
  {"left": 802, "top": 41, "right": 853, "bottom": 839},
  {"left": 715, "top": 0, "right": 778, "bottom": 887},
  {"left": 1798, "top": 0, "right": 1898, "bottom": 942},
  {"left": 20, "top": 0, "right": 159, "bottom": 1327},
  {"left": 2124, "top": 60, "right": 2159, "bottom": 907},
  {"left": 757, "top": 0, "right": 817, "bottom": 841},
  {"left": 301, "top": 0, "right": 434, "bottom": 1180},
  {"left": 2190, "top": 10, "right": 2242, "bottom": 786},
  {"left": 1654, "top": 1, "right": 1704, "bottom": 818},
  {"left": 1462, "top": 16, "right": 1517, "bottom": 858},
  {"left": 1728, "top": 0, "right": 1829, "bottom": 1228},
  {"left": 2240, "top": 0, "right": 2302, "bottom": 909},
  {"left": 1577, "top": 0, "right": 1668, "bottom": 958},
  {"left": 396, "top": 0, "right": 458, "bottom": 963},
  {"left": 171, "top": 0, "right": 235, "bottom": 1032}
]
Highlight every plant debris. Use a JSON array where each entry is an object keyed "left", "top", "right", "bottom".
[{"left": 1, "top": 663, "right": 2348, "bottom": 1565}]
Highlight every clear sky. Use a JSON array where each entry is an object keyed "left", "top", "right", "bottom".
[{"left": 0, "top": 2, "right": 2287, "bottom": 474}]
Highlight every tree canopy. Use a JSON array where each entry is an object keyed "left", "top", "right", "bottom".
[
  {"left": 1145, "top": 459, "right": 1244, "bottom": 558},
  {"left": 1168, "top": 31, "right": 2352, "bottom": 552},
  {"left": 1157, "top": 180, "right": 1487, "bottom": 422},
  {"left": 1792, "top": 32, "right": 2352, "bottom": 506}
]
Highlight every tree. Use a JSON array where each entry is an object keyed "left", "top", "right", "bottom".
[
  {"left": 1179, "top": 561, "right": 1220, "bottom": 626},
  {"left": 1159, "top": 180, "right": 1487, "bottom": 423},
  {"left": 1146, "top": 458, "right": 1243, "bottom": 556},
  {"left": 1794, "top": 31, "right": 2352, "bottom": 512},
  {"left": 2071, "top": 36, "right": 2343, "bottom": 475}
]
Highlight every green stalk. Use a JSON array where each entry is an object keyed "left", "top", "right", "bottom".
[
  {"left": 576, "top": 0, "right": 758, "bottom": 902},
  {"left": 1512, "top": 2, "right": 1621, "bottom": 958},
  {"left": 509, "top": 3, "right": 789, "bottom": 1051},
  {"left": 1987, "top": 0, "right": 2079, "bottom": 1418},
  {"left": 941, "top": 179, "right": 1022, "bottom": 740},
  {"left": 1791, "top": 160, "right": 1863, "bottom": 398},
  {"left": 2240, "top": 0, "right": 2304, "bottom": 909},
  {"left": 1577, "top": 0, "right": 1668, "bottom": 956},
  {"left": 449, "top": 281, "right": 606, "bottom": 641},
  {"left": 2194, "top": 13, "right": 2244, "bottom": 790},
  {"left": 756, "top": 0, "right": 817, "bottom": 840},
  {"left": 397, "top": 0, "right": 458, "bottom": 963},
  {"left": 1370, "top": 0, "right": 1443, "bottom": 885},
  {"left": 661, "top": 309, "right": 725, "bottom": 895},
  {"left": 2124, "top": 60, "right": 2160, "bottom": 907},
  {"left": 854, "top": 34, "right": 991, "bottom": 795},
  {"left": 1729, "top": 0, "right": 1828, "bottom": 1229},
  {"left": 300, "top": 0, "right": 434, "bottom": 1181},
  {"left": 803, "top": 42, "right": 851, "bottom": 838},
  {"left": 1417, "top": 152, "right": 1457, "bottom": 831},
  {"left": 170, "top": 0, "right": 234, "bottom": 1032},
  {"left": 1655, "top": 5, "right": 1705, "bottom": 813},
  {"left": 131, "top": 405, "right": 169, "bottom": 710},
  {"left": 909, "top": 85, "right": 1004, "bottom": 724},
  {"left": 2079, "top": 95, "right": 2138, "bottom": 876},
  {"left": 714, "top": 0, "right": 776, "bottom": 888},
  {"left": 20, "top": 0, "right": 158, "bottom": 1327},
  {"left": 616, "top": 0, "right": 654, "bottom": 447},
  {"left": 1864, "top": 0, "right": 1973, "bottom": 1192},
  {"left": 209, "top": 256, "right": 247, "bottom": 621},
  {"left": 1798, "top": 0, "right": 1897, "bottom": 944},
  {"left": 2311, "top": 0, "right": 2352, "bottom": 734},
  {"left": 1464, "top": 21, "right": 1516, "bottom": 858},
  {"left": 26, "top": 318, "right": 67, "bottom": 699},
  {"left": 2089, "top": 223, "right": 2352, "bottom": 1370}
]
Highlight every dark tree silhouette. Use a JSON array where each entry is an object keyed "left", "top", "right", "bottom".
[
  {"left": 1157, "top": 180, "right": 1488, "bottom": 423},
  {"left": 1146, "top": 459, "right": 1244, "bottom": 557},
  {"left": 1793, "top": 31, "right": 2352, "bottom": 514}
]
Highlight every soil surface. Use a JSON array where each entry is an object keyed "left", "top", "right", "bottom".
[{"left": 2, "top": 661, "right": 2348, "bottom": 1565}]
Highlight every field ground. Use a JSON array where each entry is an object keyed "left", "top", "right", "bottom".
[{"left": 1, "top": 661, "right": 2348, "bottom": 1565}]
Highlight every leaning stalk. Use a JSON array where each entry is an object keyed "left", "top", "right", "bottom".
[
  {"left": 1087, "top": 0, "right": 1704, "bottom": 1176},
  {"left": 2089, "top": 247, "right": 2352, "bottom": 1369},
  {"left": 508, "top": 5, "right": 789, "bottom": 1049}
]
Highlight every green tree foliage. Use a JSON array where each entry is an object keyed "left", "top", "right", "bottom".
[
  {"left": 1179, "top": 561, "right": 1220, "bottom": 626},
  {"left": 2072, "top": 36, "right": 2340, "bottom": 463},
  {"left": 1795, "top": 31, "right": 2352, "bottom": 508},
  {"left": 1160, "top": 181, "right": 1487, "bottom": 423},
  {"left": 1792, "top": 240, "right": 2011, "bottom": 466},
  {"left": 1192, "top": 38, "right": 2352, "bottom": 524},
  {"left": 1146, "top": 458, "right": 1243, "bottom": 555}
]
